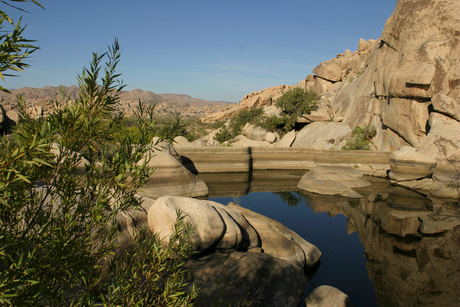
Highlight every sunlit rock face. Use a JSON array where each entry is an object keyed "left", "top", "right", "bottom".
[
  {"left": 139, "top": 140, "right": 209, "bottom": 198},
  {"left": 325, "top": 0, "right": 460, "bottom": 158},
  {"left": 200, "top": 0, "right": 460, "bottom": 163},
  {"left": 302, "top": 181, "right": 460, "bottom": 307}
]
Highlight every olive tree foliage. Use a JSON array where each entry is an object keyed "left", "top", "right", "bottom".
[
  {"left": 0, "top": 0, "right": 43, "bottom": 93},
  {"left": 0, "top": 40, "right": 197, "bottom": 306}
]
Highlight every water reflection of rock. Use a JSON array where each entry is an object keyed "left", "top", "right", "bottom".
[
  {"left": 301, "top": 182, "right": 460, "bottom": 307},
  {"left": 199, "top": 169, "right": 305, "bottom": 198}
]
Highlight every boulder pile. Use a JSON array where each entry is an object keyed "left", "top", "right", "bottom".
[
  {"left": 200, "top": 0, "right": 460, "bottom": 169},
  {"left": 119, "top": 195, "right": 322, "bottom": 306}
]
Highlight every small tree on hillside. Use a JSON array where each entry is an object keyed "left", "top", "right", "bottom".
[{"left": 275, "top": 87, "right": 319, "bottom": 131}]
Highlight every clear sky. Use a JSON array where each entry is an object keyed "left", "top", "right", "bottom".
[{"left": 4, "top": 0, "right": 397, "bottom": 102}]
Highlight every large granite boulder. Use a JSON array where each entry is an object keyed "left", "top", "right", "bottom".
[
  {"left": 148, "top": 196, "right": 227, "bottom": 252},
  {"left": 417, "top": 112, "right": 460, "bottom": 167},
  {"left": 173, "top": 136, "right": 192, "bottom": 147},
  {"left": 297, "top": 166, "right": 368, "bottom": 199},
  {"left": 389, "top": 146, "right": 437, "bottom": 181},
  {"left": 431, "top": 94, "right": 460, "bottom": 122},
  {"left": 242, "top": 123, "right": 268, "bottom": 141},
  {"left": 148, "top": 196, "right": 264, "bottom": 253},
  {"left": 239, "top": 85, "right": 293, "bottom": 109},
  {"left": 381, "top": 98, "right": 430, "bottom": 147},
  {"left": 265, "top": 132, "right": 277, "bottom": 143},
  {"left": 313, "top": 61, "right": 342, "bottom": 83},
  {"left": 275, "top": 130, "right": 296, "bottom": 147},
  {"left": 305, "top": 285, "right": 354, "bottom": 307},
  {"left": 185, "top": 252, "right": 309, "bottom": 307},
  {"left": 232, "top": 135, "right": 273, "bottom": 147},
  {"left": 228, "top": 203, "right": 321, "bottom": 269},
  {"left": 140, "top": 140, "right": 208, "bottom": 198},
  {"left": 291, "top": 122, "right": 351, "bottom": 150},
  {"left": 145, "top": 196, "right": 322, "bottom": 305}
]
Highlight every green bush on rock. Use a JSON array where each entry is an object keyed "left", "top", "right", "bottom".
[
  {"left": 214, "top": 107, "right": 266, "bottom": 143},
  {"left": 341, "top": 125, "right": 376, "bottom": 150}
]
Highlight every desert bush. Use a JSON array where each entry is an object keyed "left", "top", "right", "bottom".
[
  {"left": 229, "top": 107, "right": 265, "bottom": 135},
  {"left": 0, "top": 41, "right": 197, "bottom": 306},
  {"left": 341, "top": 125, "right": 376, "bottom": 150},
  {"left": 274, "top": 87, "right": 319, "bottom": 131},
  {"left": 214, "top": 125, "right": 233, "bottom": 143},
  {"left": 115, "top": 116, "right": 224, "bottom": 143},
  {"left": 213, "top": 108, "right": 265, "bottom": 143},
  {"left": 0, "top": 0, "right": 43, "bottom": 93}
]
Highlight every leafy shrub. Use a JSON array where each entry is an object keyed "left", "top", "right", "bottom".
[
  {"left": 213, "top": 107, "right": 266, "bottom": 143},
  {"left": 274, "top": 87, "right": 319, "bottom": 131},
  {"left": 115, "top": 115, "right": 225, "bottom": 144},
  {"left": 207, "top": 120, "right": 226, "bottom": 130},
  {"left": 0, "top": 41, "right": 197, "bottom": 306},
  {"left": 229, "top": 107, "right": 265, "bottom": 135},
  {"left": 341, "top": 125, "right": 376, "bottom": 150},
  {"left": 260, "top": 115, "right": 287, "bottom": 135},
  {"left": 214, "top": 125, "right": 233, "bottom": 143}
]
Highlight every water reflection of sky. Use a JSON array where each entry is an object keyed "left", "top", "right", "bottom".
[{"left": 210, "top": 192, "right": 379, "bottom": 307}]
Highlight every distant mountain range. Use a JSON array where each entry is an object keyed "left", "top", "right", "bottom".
[
  {"left": 0, "top": 86, "right": 235, "bottom": 119},
  {"left": 0, "top": 86, "right": 234, "bottom": 106}
]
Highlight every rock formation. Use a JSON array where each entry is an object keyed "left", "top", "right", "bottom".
[
  {"left": 305, "top": 285, "right": 354, "bottom": 307},
  {"left": 141, "top": 195, "right": 322, "bottom": 306},
  {"left": 138, "top": 139, "right": 209, "bottom": 198},
  {"left": 297, "top": 166, "right": 371, "bottom": 199},
  {"left": 200, "top": 0, "right": 460, "bottom": 170}
]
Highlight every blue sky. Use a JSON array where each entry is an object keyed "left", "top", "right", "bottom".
[{"left": 4, "top": 0, "right": 397, "bottom": 102}]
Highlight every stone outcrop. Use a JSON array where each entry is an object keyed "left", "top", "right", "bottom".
[
  {"left": 239, "top": 85, "right": 294, "bottom": 109},
  {"left": 275, "top": 130, "right": 296, "bottom": 147},
  {"left": 242, "top": 123, "right": 268, "bottom": 141},
  {"left": 148, "top": 196, "right": 250, "bottom": 252},
  {"left": 199, "top": 0, "right": 460, "bottom": 172},
  {"left": 139, "top": 140, "right": 208, "bottom": 198},
  {"left": 389, "top": 146, "right": 437, "bottom": 181},
  {"left": 173, "top": 136, "right": 192, "bottom": 147},
  {"left": 185, "top": 252, "right": 309, "bottom": 307},
  {"left": 143, "top": 195, "right": 321, "bottom": 306},
  {"left": 329, "top": 0, "right": 460, "bottom": 158},
  {"left": 305, "top": 285, "right": 354, "bottom": 307},
  {"left": 292, "top": 122, "right": 351, "bottom": 150},
  {"left": 147, "top": 196, "right": 321, "bottom": 269},
  {"left": 228, "top": 203, "right": 322, "bottom": 269},
  {"left": 297, "top": 166, "right": 370, "bottom": 199},
  {"left": 417, "top": 112, "right": 460, "bottom": 166},
  {"left": 116, "top": 194, "right": 322, "bottom": 306}
]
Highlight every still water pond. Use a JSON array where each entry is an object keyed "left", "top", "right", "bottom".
[{"left": 198, "top": 170, "right": 460, "bottom": 307}]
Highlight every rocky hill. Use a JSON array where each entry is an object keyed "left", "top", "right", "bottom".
[
  {"left": 202, "top": 0, "right": 460, "bottom": 166},
  {"left": 0, "top": 86, "right": 234, "bottom": 122}
]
